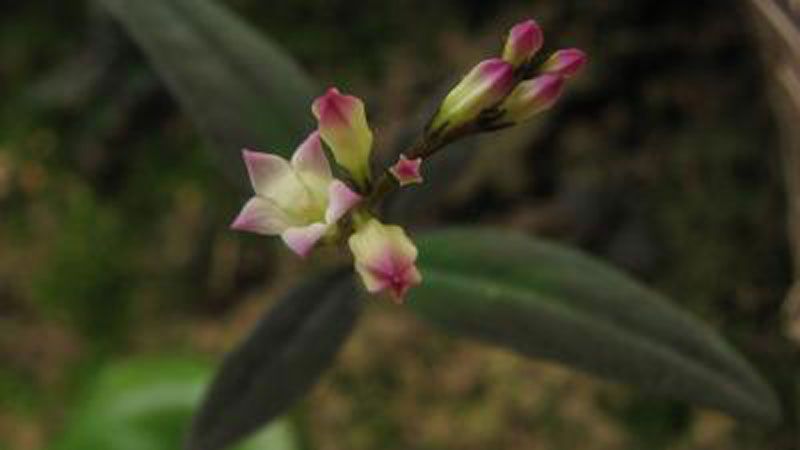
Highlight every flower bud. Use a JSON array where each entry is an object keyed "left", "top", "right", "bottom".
[
  {"left": 501, "top": 74, "right": 564, "bottom": 123},
  {"left": 541, "top": 48, "right": 587, "bottom": 78},
  {"left": 312, "top": 87, "right": 373, "bottom": 186},
  {"left": 348, "top": 218, "right": 422, "bottom": 302},
  {"left": 389, "top": 154, "right": 423, "bottom": 186},
  {"left": 431, "top": 58, "right": 515, "bottom": 132},
  {"left": 502, "top": 19, "right": 544, "bottom": 67}
]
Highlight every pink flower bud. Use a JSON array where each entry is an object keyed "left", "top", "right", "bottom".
[
  {"left": 502, "top": 19, "right": 544, "bottom": 67},
  {"left": 541, "top": 48, "right": 587, "bottom": 78},
  {"left": 431, "top": 58, "right": 515, "bottom": 132},
  {"left": 348, "top": 218, "right": 422, "bottom": 302},
  {"left": 312, "top": 87, "right": 374, "bottom": 185},
  {"left": 501, "top": 74, "right": 565, "bottom": 123},
  {"left": 389, "top": 154, "right": 423, "bottom": 186}
]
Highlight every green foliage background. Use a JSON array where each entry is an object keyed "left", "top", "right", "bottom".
[{"left": 0, "top": 1, "right": 796, "bottom": 449}]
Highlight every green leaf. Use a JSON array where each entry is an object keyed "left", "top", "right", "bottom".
[
  {"left": 50, "top": 357, "right": 297, "bottom": 450},
  {"left": 97, "top": 0, "right": 317, "bottom": 184},
  {"left": 186, "top": 269, "right": 361, "bottom": 450},
  {"left": 409, "top": 228, "right": 781, "bottom": 424}
]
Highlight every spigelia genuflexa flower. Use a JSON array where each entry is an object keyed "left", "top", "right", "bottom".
[
  {"left": 502, "top": 19, "right": 544, "bottom": 67},
  {"left": 501, "top": 73, "right": 565, "bottom": 124},
  {"left": 231, "top": 131, "right": 362, "bottom": 257},
  {"left": 229, "top": 19, "right": 586, "bottom": 304},
  {"left": 348, "top": 218, "right": 422, "bottom": 302},
  {"left": 389, "top": 154, "right": 423, "bottom": 186},
  {"left": 430, "top": 58, "right": 515, "bottom": 133},
  {"left": 541, "top": 48, "right": 587, "bottom": 78},
  {"left": 312, "top": 88, "right": 374, "bottom": 187}
]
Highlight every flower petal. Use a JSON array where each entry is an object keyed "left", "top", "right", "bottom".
[
  {"left": 230, "top": 196, "right": 292, "bottom": 235},
  {"left": 354, "top": 263, "right": 390, "bottom": 294},
  {"left": 291, "top": 130, "right": 332, "bottom": 184},
  {"left": 349, "top": 219, "right": 418, "bottom": 265},
  {"left": 242, "top": 149, "right": 291, "bottom": 197},
  {"left": 281, "top": 222, "right": 329, "bottom": 258},
  {"left": 391, "top": 265, "right": 422, "bottom": 302},
  {"left": 325, "top": 179, "right": 362, "bottom": 224},
  {"left": 242, "top": 148, "right": 315, "bottom": 217}
]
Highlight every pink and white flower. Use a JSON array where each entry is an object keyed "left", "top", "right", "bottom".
[
  {"left": 312, "top": 88, "right": 374, "bottom": 186},
  {"left": 541, "top": 48, "right": 587, "bottom": 78},
  {"left": 348, "top": 218, "right": 422, "bottom": 302},
  {"left": 502, "top": 19, "right": 544, "bottom": 67},
  {"left": 231, "top": 131, "right": 362, "bottom": 258},
  {"left": 501, "top": 73, "right": 565, "bottom": 123},
  {"left": 389, "top": 154, "right": 423, "bottom": 186},
  {"left": 431, "top": 58, "right": 515, "bottom": 132}
]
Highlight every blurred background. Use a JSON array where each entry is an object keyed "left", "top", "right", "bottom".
[{"left": 0, "top": 1, "right": 798, "bottom": 449}]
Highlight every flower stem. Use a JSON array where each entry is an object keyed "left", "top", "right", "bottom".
[{"left": 364, "top": 121, "right": 486, "bottom": 210}]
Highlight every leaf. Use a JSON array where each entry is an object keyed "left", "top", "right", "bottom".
[
  {"left": 186, "top": 269, "right": 361, "bottom": 450},
  {"left": 97, "top": 0, "right": 317, "bottom": 185},
  {"left": 408, "top": 228, "right": 781, "bottom": 424},
  {"left": 50, "top": 357, "right": 298, "bottom": 450}
]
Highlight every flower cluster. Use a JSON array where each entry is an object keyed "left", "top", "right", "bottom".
[
  {"left": 430, "top": 19, "right": 585, "bottom": 135},
  {"left": 232, "top": 18, "right": 585, "bottom": 303}
]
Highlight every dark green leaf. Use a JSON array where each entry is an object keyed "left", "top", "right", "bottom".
[
  {"left": 409, "top": 228, "right": 780, "bottom": 424},
  {"left": 186, "top": 270, "right": 361, "bottom": 450},
  {"left": 97, "top": 0, "right": 317, "bottom": 185}
]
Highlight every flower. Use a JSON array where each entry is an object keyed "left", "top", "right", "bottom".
[
  {"left": 389, "top": 154, "right": 423, "bottom": 186},
  {"left": 501, "top": 73, "right": 565, "bottom": 123},
  {"left": 541, "top": 48, "right": 587, "bottom": 78},
  {"left": 312, "top": 88, "right": 374, "bottom": 186},
  {"left": 348, "top": 218, "right": 422, "bottom": 302},
  {"left": 231, "top": 131, "right": 362, "bottom": 257},
  {"left": 430, "top": 58, "right": 515, "bottom": 132},
  {"left": 502, "top": 19, "right": 544, "bottom": 67}
]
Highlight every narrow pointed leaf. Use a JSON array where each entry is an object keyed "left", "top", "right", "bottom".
[
  {"left": 409, "top": 228, "right": 780, "bottom": 424},
  {"left": 97, "top": 0, "right": 317, "bottom": 184},
  {"left": 186, "top": 270, "right": 360, "bottom": 450}
]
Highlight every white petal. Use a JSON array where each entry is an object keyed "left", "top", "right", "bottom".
[
  {"left": 281, "top": 222, "right": 329, "bottom": 258},
  {"left": 324, "top": 180, "right": 362, "bottom": 224},
  {"left": 349, "top": 219, "right": 417, "bottom": 265},
  {"left": 354, "top": 262, "right": 389, "bottom": 293},
  {"left": 242, "top": 149, "right": 293, "bottom": 197},
  {"left": 230, "top": 197, "right": 292, "bottom": 235},
  {"left": 291, "top": 131, "right": 332, "bottom": 182},
  {"left": 243, "top": 148, "right": 316, "bottom": 218}
]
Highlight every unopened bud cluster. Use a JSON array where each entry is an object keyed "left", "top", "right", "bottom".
[
  {"left": 431, "top": 19, "right": 586, "bottom": 136},
  {"left": 232, "top": 18, "right": 586, "bottom": 302}
]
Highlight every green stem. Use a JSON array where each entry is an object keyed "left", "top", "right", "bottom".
[{"left": 364, "top": 122, "right": 481, "bottom": 210}]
